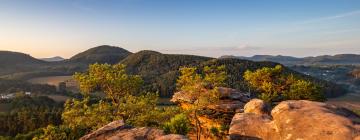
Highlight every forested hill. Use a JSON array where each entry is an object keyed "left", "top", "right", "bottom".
[
  {"left": 0, "top": 45, "right": 131, "bottom": 80},
  {"left": 0, "top": 51, "right": 48, "bottom": 76},
  {"left": 119, "top": 52, "right": 345, "bottom": 97},
  {"left": 0, "top": 46, "right": 346, "bottom": 98}
]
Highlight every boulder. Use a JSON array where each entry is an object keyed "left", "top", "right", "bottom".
[
  {"left": 229, "top": 99, "right": 360, "bottom": 140},
  {"left": 243, "top": 99, "right": 270, "bottom": 115},
  {"left": 80, "top": 120, "right": 188, "bottom": 140},
  {"left": 171, "top": 87, "right": 250, "bottom": 114},
  {"left": 157, "top": 134, "right": 189, "bottom": 140}
]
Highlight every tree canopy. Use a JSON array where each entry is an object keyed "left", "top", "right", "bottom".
[{"left": 244, "top": 65, "right": 325, "bottom": 102}]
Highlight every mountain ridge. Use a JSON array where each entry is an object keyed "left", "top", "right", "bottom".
[
  {"left": 0, "top": 46, "right": 347, "bottom": 98},
  {"left": 221, "top": 54, "right": 360, "bottom": 65}
]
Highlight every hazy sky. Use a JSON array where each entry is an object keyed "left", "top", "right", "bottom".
[{"left": 0, "top": 0, "right": 360, "bottom": 58}]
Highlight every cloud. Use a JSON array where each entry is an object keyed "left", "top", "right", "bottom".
[
  {"left": 158, "top": 45, "right": 262, "bottom": 52},
  {"left": 299, "top": 10, "right": 360, "bottom": 24}
]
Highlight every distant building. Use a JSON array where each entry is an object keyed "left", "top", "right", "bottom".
[{"left": 1, "top": 93, "right": 15, "bottom": 99}]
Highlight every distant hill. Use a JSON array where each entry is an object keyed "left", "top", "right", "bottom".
[
  {"left": 69, "top": 45, "right": 131, "bottom": 64},
  {"left": 0, "top": 45, "right": 132, "bottom": 80},
  {"left": 40, "top": 56, "right": 65, "bottom": 62},
  {"left": 303, "top": 54, "right": 360, "bottom": 65},
  {"left": 0, "top": 47, "right": 346, "bottom": 98},
  {"left": 222, "top": 54, "right": 360, "bottom": 65},
  {"left": 0, "top": 51, "right": 45, "bottom": 65},
  {"left": 0, "top": 51, "right": 47, "bottom": 76}
]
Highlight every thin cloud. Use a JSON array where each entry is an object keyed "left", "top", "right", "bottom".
[
  {"left": 157, "top": 45, "right": 262, "bottom": 52},
  {"left": 299, "top": 10, "right": 360, "bottom": 24}
]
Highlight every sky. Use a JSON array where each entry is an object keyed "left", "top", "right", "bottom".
[{"left": 0, "top": 0, "right": 360, "bottom": 58}]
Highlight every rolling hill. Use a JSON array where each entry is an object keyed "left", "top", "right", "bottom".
[
  {"left": 69, "top": 45, "right": 131, "bottom": 64},
  {"left": 0, "top": 46, "right": 347, "bottom": 98},
  {"left": 119, "top": 52, "right": 345, "bottom": 97},
  {"left": 0, "top": 51, "right": 48, "bottom": 76},
  {"left": 0, "top": 45, "right": 131, "bottom": 80}
]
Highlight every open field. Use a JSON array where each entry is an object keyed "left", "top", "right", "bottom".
[{"left": 28, "top": 76, "right": 73, "bottom": 87}]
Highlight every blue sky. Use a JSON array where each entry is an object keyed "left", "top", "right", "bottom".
[{"left": 0, "top": 0, "right": 359, "bottom": 58}]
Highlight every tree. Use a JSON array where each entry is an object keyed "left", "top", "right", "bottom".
[
  {"left": 62, "top": 98, "right": 115, "bottom": 131},
  {"left": 73, "top": 63, "right": 143, "bottom": 105},
  {"left": 244, "top": 65, "right": 325, "bottom": 102},
  {"left": 62, "top": 63, "right": 180, "bottom": 138},
  {"left": 176, "top": 65, "right": 226, "bottom": 140},
  {"left": 32, "top": 125, "right": 68, "bottom": 140}
]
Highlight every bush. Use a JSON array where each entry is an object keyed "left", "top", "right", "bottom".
[
  {"left": 210, "top": 126, "right": 219, "bottom": 136},
  {"left": 163, "top": 113, "right": 191, "bottom": 135}
]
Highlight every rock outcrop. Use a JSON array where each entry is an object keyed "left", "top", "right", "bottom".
[
  {"left": 80, "top": 120, "right": 188, "bottom": 140},
  {"left": 171, "top": 87, "right": 250, "bottom": 138},
  {"left": 229, "top": 99, "right": 360, "bottom": 140},
  {"left": 171, "top": 87, "right": 250, "bottom": 114}
]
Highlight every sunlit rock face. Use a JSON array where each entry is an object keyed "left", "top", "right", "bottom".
[
  {"left": 80, "top": 120, "right": 188, "bottom": 140},
  {"left": 171, "top": 87, "right": 250, "bottom": 139},
  {"left": 229, "top": 99, "right": 360, "bottom": 140}
]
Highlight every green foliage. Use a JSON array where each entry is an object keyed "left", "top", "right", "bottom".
[
  {"left": 119, "top": 93, "right": 157, "bottom": 126},
  {"left": 32, "top": 125, "right": 85, "bottom": 140},
  {"left": 210, "top": 126, "right": 219, "bottom": 136},
  {"left": 13, "top": 129, "right": 43, "bottom": 140},
  {"left": 177, "top": 65, "right": 226, "bottom": 109},
  {"left": 220, "top": 124, "right": 230, "bottom": 133},
  {"left": 74, "top": 63, "right": 143, "bottom": 104},
  {"left": 244, "top": 65, "right": 325, "bottom": 102},
  {"left": 0, "top": 96, "right": 62, "bottom": 137},
  {"left": 62, "top": 97, "right": 116, "bottom": 131},
  {"left": 32, "top": 125, "right": 67, "bottom": 140},
  {"left": 163, "top": 113, "right": 191, "bottom": 135},
  {"left": 59, "top": 63, "right": 181, "bottom": 139},
  {"left": 176, "top": 65, "right": 227, "bottom": 139}
]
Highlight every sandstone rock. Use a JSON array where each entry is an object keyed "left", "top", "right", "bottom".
[
  {"left": 171, "top": 87, "right": 250, "bottom": 139},
  {"left": 80, "top": 120, "right": 188, "bottom": 140},
  {"left": 172, "top": 87, "right": 250, "bottom": 113},
  {"left": 229, "top": 100, "right": 360, "bottom": 140},
  {"left": 157, "top": 134, "right": 189, "bottom": 140},
  {"left": 243, "top": 99, "right": 270, "bottom": 115}
]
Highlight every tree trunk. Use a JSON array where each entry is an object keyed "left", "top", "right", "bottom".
[{"left": 194, "top": 110, "right": 201, "bottom": 140}]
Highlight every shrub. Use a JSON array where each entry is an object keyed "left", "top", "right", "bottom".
[
  {"left": 162, "top": 113, "right": 191, "bottom": 135},
  {"left": 210, "top": 126, "right": 219, "bottom": 136}
]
